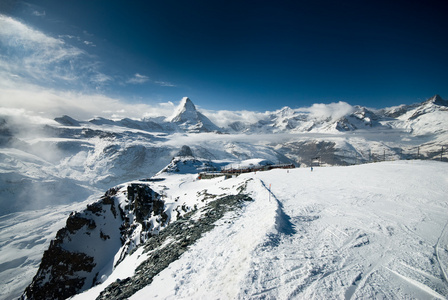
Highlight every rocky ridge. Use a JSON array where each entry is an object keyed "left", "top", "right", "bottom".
[{"left": 21, "top": 182, "right": 167, "bottom": 300}]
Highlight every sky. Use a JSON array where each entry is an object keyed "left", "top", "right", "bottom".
[{"left": 0, "top": 0, "right": 447, "bottom": 119}]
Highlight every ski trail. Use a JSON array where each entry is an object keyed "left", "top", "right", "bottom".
[
  {"left": 384, "top": 266, "right": 446, "bottom": 299},
  {"left": 436, "top": 220, "right": 448, "bottom": 283}
]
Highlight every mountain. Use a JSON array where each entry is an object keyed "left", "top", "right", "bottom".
[
  {"left": 1, "top": 93, "right": 448, "bottom": 299},
  {"left": 21, "top": 182, "right": 168, "bottom": 300},
  {"left": 167, "top": 97, "right": 221, "bottom": 133},
  {"left": 1, "top": 95, "right": 447, "bottom": 217},
  {"left": 18, "top": 160, "right": 448, "bottom": 299}
]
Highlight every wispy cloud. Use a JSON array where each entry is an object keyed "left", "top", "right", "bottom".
[
  {"left": 91, "top": 73, "right": 112, "bottom": 84},
  {"left": 127, "top": 73, "right": 150, "bottom": 84},
  {"left": 125, "top": 74, "right": 176, "bottom": 87},
  {"left": 83, "top": 40, "right": 95, "bottom": 47},
  {"left": 154, "top": 80, "right": 176, "bottom": 87},
  {"left": 0, "top": 14, "right": 83, "bottom": 80},
  {"left": 0, "top": 14, "right": 182, "bottom": 121},
  {"left": 31, "top": 10, "right": 46, "bottom": 17},
  {"left": 0, "top": 14, "right": 109, "bottom": 90}
]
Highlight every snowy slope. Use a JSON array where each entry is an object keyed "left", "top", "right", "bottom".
[
  {"left": 46, "top": 160, "right": 448, "bottom": 300},
  {"left": 2, "top": 160, "right": 448, "bottom": 299},
  {"left": 129, "top": 161, "right": 448, "bottom": 299}
]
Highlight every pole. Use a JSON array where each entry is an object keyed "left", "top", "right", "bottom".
[
  {"left": 269, "top": 184, "right": 271, "bottom": 202},
  {"left": 417, "top": 146, "right": 420, "bottom": 160},
  {"left": 442, "top": 146, "right": 444, "bottom": 162},
  {"left": 383, "top": 149, "right": 386, "bottom": 161}
]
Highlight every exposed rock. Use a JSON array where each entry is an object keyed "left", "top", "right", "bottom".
[
  {"left": 177, "top": 145, "right": 194, "bottom": 157},
  {"left": 54, "top": 115, "right": 81, "bottom": 126},
  {"left": 21, "top": 183, "right": 167, "bottom": 300}
]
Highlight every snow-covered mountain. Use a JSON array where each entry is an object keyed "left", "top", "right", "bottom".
[
  {"left": 21, "top": 182, "right": 168, "bottom": 299},
  {"left": 15, "top": 160, "right": 448, "bottom": 299},
  {"left": 1, "top": 94, "right": 448, "bottom": 299},
  {"left": 1, "top": 95, "right": 447, "bottom": 216},
  {"left": 166, "top": 97, "right": 222, "bottom": 133}
]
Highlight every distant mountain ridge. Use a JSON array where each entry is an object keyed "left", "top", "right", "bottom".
[
  {"left": 1, "top": 94, "right": 447, "bottom": 217},
  {"left": 53, "top": 94, "right": 448, "bottom": 136}
]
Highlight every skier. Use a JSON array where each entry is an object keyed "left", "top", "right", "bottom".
[{"left": 311, "top": 166, "right": 313, "bottom": 172}]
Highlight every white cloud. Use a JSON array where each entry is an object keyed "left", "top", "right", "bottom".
[
  {"left": 203, "top": 109, "right": 270, "bottom": 127},
  {"left": 0, "top": 14, "right": 109, "bottom": 90},
  {"left": 203, "top": 102, "right": 355, "bottom": 128},
  {"left": 306, "top": 101, "right": 354, "bottom": 121},
  {"left": 31, "top": 10, "right": 46, "bottom": 17},
  {"left": 154, "top": 80, "right": 176, "bottom": 87},
  {"left": 127, "top": 73, "right": 150, "bottom": 84},
  {"left": 83, "top": 40, "right": 95, "bottom": 47},
  {"left": 91, "top": 73, "right": 112, "bottom": 84},
  {"left": 0, "top": 83, "right": 178, "bottom": 120},
  {"left": 0, "top": 14, "right": 85, "bottom": 81}
]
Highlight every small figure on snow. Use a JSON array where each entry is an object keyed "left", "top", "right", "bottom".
[{"left": 311, "top": 166, "right": 313, "bottom": 172}]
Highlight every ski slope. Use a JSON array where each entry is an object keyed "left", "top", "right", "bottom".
[
  {"left": 2, "top": 161, "right": 448, "bottom": 299},
  {"left": 131, "top": 161, "right": 448, "bottom": 299}
]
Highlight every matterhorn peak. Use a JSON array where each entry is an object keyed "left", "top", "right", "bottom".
[
  {"left": 166, "top": 97, "right": 220, "bottom": 133},
  {"left": 426, "top": 94, "right": 447, "bottom": 106},
  {"left": 167, "top": 97, "right": 198, "bottom": 123}
]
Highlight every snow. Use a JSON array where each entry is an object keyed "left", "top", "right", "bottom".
[
  {"left": 1, "top": 95, "right": 448, "bottom": 299},
  {"left": 0, "top": 200, "right": 92, "bottom": 300},
  {"left": 129, "top": 161, "right": 448, "bottom": 299},
  {"left": 2, "top": 158, "right": 448, "bottom": 299}
]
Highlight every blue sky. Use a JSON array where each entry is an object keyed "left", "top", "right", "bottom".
[{"left": 0, "top": 0, "right": 447, "bottom": 116}]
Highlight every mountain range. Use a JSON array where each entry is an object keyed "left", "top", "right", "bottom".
[
  {"left": 0, "top": 95, "right": 447, "bottom": 215},
  {"left": 0, "top": 94, "right": 448, "bottom": 299}
]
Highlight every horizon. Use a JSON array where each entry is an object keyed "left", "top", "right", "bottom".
[{"left": 1, "top": 1, "right": 447, "bottom": 118}]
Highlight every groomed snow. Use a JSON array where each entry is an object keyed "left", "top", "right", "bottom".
[{"left": 130, "top": 161, "right": 448, "bottom": 299}]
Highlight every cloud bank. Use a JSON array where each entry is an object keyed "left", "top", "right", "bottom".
[
  {"left": 307, "top": 101, "right": 355, "bottom": 122},
  {"left": 0, "top": 86, "right": 176, "bottom": 120},
  {"left": 203, "top": 109, "right": 270, "bottom": 127}
]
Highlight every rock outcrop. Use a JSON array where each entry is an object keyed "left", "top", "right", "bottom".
[{"left": 21, "top": 183, "right": 167, "bottom": 300}]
